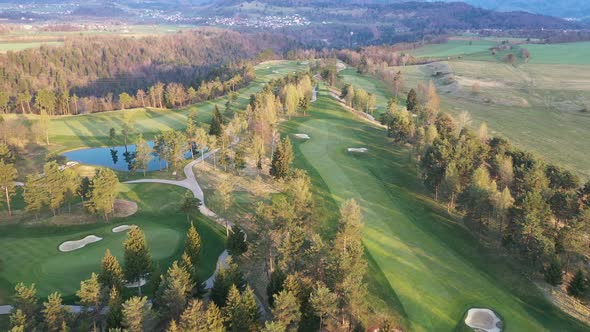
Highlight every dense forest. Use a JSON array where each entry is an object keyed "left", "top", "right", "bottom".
[{"left": 0, "top": 28, "right": 293, "bottom": 115}]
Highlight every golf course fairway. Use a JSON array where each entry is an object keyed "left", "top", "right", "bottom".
[{"left": 282, "top": 85, "right": 588, "bottom": 331}]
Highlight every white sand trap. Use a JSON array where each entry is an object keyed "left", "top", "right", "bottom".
[
  {"left": 112, "top": 225, "right": 137, "bottom": 233},
  {"left": 347, "top": 148, "right": 368, "bottom": 153},
  {"left": 59, "top": 235, "right": 103, "bottom": 252},
  {"left": 125, "top": 278, "right": 147, "bottom": 288},
  {"left": 295, "top": 134, "right": 311, "bottom": 139},
  {"left": 465, "top": 308, "right": 502, "bottom": 332}
]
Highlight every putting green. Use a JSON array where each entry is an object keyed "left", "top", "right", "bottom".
[
  {"left": 282, "top": 85, "right": 588, "bottom": 331},
  {"left": 0, "top": 183, "right": 225, "bottom": 303}
]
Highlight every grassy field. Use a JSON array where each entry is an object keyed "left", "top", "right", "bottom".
[
  {"left": 340, "top": 52, "right": 590, "bottom": 179},
  {"left": 0, "top": 41, "right": 64, "bottom": 53},
  {"left": 0, "top": 183, "right": 225, "bottom": 303},
  {"left": 281, "top": 84, "right": 588, "bottom": 331},
  {"left": 408, "top": 39, "right": 497, "bottom": 58}
]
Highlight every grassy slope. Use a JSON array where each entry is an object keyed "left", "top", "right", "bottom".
[
  {"left": 0, "top": 183, "right": 225, "bottom": 303},
  {"left": 341, "top": 52, "right": 590, "bottom": 180},
  {"left": 408, "top": 39, "right": 497, "bottom": 58},
  {"left": 282, "top": 85, "right": 588, "bottom": 331}
]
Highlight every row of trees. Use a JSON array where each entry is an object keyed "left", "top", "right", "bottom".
[
  {"left": 6, "top": 66, "right": 254, "bottom": 116},
  {"left": 0, "top": 29, "right": 290, "bottom": 114},
  {"left": 2, "top": 159, "right": 120, "bottom": 221},
  {"left": 380, "top": 81, "right": 590, "bottom": 297},
  {"left": 340, "top": 84, "right": 377, "bottom": 115}
]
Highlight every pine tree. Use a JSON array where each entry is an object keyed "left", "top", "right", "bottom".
[
  {"left": 178, "top": 299, "right": 206, "bottom": 331},
  {"left": 270, "top": 137, "right": 293, "bottom": 180},
  {"left": 227, "top": 227, "right": 248, "bottom": 256},
  {"left": 210, "top": 258, "right": 245, "bottom": 307},
  {"left": 12, "top": 283, "right": 38, "bottom": 326},
  {"left": 567, "top": 268, "right": 587, "bottom": 298},
  {"left": 406, "top": 88, "right": 417, "bottom": 112},
  {"left": 310, "top": 283, "right": 338, "bottom": 331},
  {"left": 124, "top": 228, "right": 152, "bottom": 296},
  {"left": 210, "top": 105, "right": 224, "bottom": 137},
  {"left": 9, "top": 309, "right": 27, "bottom": 332},
  {"left": 272, "top": 290, "right": 301, "bottom": 332},
  {"left": 263, "top": 321, "right": 287, "bottom": 332},
  {"left": 42, "top": 292, "right": 68, "bottom": 332},
  {"left": 157, "top": 261, "right": 193, "bottom": 321},
  {"left": 544, "top": 257, "right": 564, "bottom": 286},
  {"left": 76, "top": 273, "right": 102, "bottom": 320},
  {"left": 184, "top": 221, "right": 202, "bottom": 265},
  {"left": 205, "top": 302, "right": 225, "bottom": 332},
  {"left": 223, "top": 285, "right": 248, "bottom": 332},
  {"left": 180, "top": 193, "right": 200, "bottom": 222},
  {"left": 122, "top": 296, "right": 149, "bottom": 332},
  {"left": 107, "top": 287, "right": 123, "bottom": 329},
  {"left": 0, "top": 159, "right": 17, "bottom": 216},
  {"left": 99, "top": 249, "right": 124, "bottom": 292},
  {"left": 87, "top": 168, "right": 119, "bottom": 221},
  {"left": 242, "top": 285, "right": 260, "bottom": 331}
]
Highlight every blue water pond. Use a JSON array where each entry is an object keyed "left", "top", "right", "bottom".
[{"left": 62, "top": 141, "right": 193, "bottom": 172}]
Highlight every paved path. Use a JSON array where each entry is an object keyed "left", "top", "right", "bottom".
[{"left": 125, "top": 149, "right": 266, "bottom": 317}]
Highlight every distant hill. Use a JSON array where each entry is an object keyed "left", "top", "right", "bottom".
[{"left": 450, "top": 0, "right": 590, "bottom": 20}]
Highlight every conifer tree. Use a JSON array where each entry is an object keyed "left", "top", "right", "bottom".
[
  {"left": 107, "top": 287, "right": 123, "bottom": 329},
  {"left": 567, "top": 268, "right": 587, "bottom": 298},
  {"left": 272, "top": 290, "right": 301, "bottom": 332},
  {"left": 134, "top": 134, "right": 152, "bottom": 176},
  {"left": 205, "top": 302, "right": 225, "bottom": 332},
  {"left": 210, "top": 105, "right": 224, "bottom": 137},
  {"left": 211, "top": 258, "right": 245, "bottom": 307},
  {"left": 87, "top": 168, "right": 119, "bottom": 221},
  {"left": 270, "top": 137, "right": 293, "bottom": 180},
  {"left": 76, "top": 273, "right": 102, "bottom": 320},
  {"left": 406, "top": 88, "right": 417, "bottom": 112},
  {"left": 184, "top": 221, "right": 202, "bottom": 266},
  {"left": 544, "top": 257, "right": 564, "bottom": 286},
  {"left": 12, "top": 283, "right": 38, "bottom": 325},
  {"left": 242, "top": 285, "right": 260, "bottom": 331},
  {"left": 99, "top": 249, "right": 124, "bottom": 292},
  {"left": 310, "top": 283, "right": 338, "bottom": 331},
  {"left": 223, "top": 285, "right": 248, "bottom": 332},
  {"left": 42, "top": 292, "right": 68, "bottom": 332},
  {"left": 124, "top": 228, "right": 152, "bottom": 296},
  {"left": 43, "top": 161, "right": 67, "bottom": 216},
  {"left": 122, "top": 296, "right": 149, "bottom": 332},
  {"left": 178, "top": 299, "right": 206, "bottom": 331},
  {"left": 157, "top": 261, "right": 193, "bottom": 321},
  {"left": 9, "top": 309, "right": 27, "bottom": 332}
]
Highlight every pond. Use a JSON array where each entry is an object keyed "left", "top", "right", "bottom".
[{"left": 62, "top": 141, "right": 193, "bottom": 172}]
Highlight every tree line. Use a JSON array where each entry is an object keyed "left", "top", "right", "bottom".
[
  {"left": 0, "top": 28, "right": 290, "bottom": 115},
  {"left": 375, "top": 81, "right": 590, "bottom": 298}
]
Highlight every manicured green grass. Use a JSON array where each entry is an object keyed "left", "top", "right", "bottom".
[
  {"left": 409, "top": 39, "right": 497, "bottom": 58},
  {"left": 5, "top": 60, "right": 307, "bottom": 154},
  {"left": 281, "top": 85, "right": 588, "bottom": 331},
  {"left": 0, "top": 183, "right": 225, "bottom": 304}
]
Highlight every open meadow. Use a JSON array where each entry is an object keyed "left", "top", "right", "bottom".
[{"left": 341, "top": 40, "right": 590, "bottom": 179}]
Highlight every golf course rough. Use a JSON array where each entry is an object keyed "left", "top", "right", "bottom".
[{"left": 282, "top": 84, "right": 588, "bottom": 331}]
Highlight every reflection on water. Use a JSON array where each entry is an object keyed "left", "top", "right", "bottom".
[{"left": 62, "top": 141, "right": 192, "bottom": 172}]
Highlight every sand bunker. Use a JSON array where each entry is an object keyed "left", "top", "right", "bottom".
[
  {"left": 59, "top": 235, "right": 103, "bottom": 252},
  {"left": 465, "top": 308, "right": 502, "bottom": 332},
  {"left": 113, "top": 199, "right": 138, "bottom": 218},
  {"left": 125, "top": 278, "right": 147, "bottom": 288},
  {"left": 112, "top": 225, "right": 137, "bottom": 233},
  {"left": 347, "top": 148, "right": 368, "bottom": 153},
  {"left": 295, "top": 134, "right": 311, "bottom": 139}
]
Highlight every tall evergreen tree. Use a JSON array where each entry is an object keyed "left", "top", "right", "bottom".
[
  {"left": 270, "top": 137, "right": 293, "bottom": 180},
  {"left": 124, "top": 228, "right": 152, "bottom": 296},
  {"left": 223, "top": 285, "right": 248, "bottom": 332},
  {"left": 12, "top": 283, "right": 38, "bottom": 328},
  {"left": 406, "top": 88, "right": 418, "bottom": 112},
  {"left": 157, "top": 261, "right": 193, "bottom": 321},
  {"left": 87, "top": 168, "right": 119, "bottom": 221},
  {"left": 76, "top": 273, "right": 102, "bottom": 322},
  {"left": 99, "top": 249, "right": 124, "bottom": 292},
  {"left": 310, "top": 283, "right": 338, "bottom": 331},
  {"left": 106, "top": 287, "right": 123, "bottom": 329},
  {"left": 134, "top": 134, "right": 152, "bottom": 176},
  {"left": 210, "top": 105, "right": 224, "bottom": 137},
  {"left": 42, "top": 292, "right": 68, "bottom": 332},
  {"left": 567, "top": 268, "right": 588, "bottom": 298},
  {"left": 122, "top": 296, "right": 149, "bottom": 332},
  {"left": 178, "top": 299, "right": 206, "bottom": 331},
  {"left": 205, "top": 302, "right": 225, "bottom": 332},
  {"left": 271, "top": 290, "right": 301, "bottom": 332},
  {"left": 184, "top": 222, "right": 202, "bottom": 266}
]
